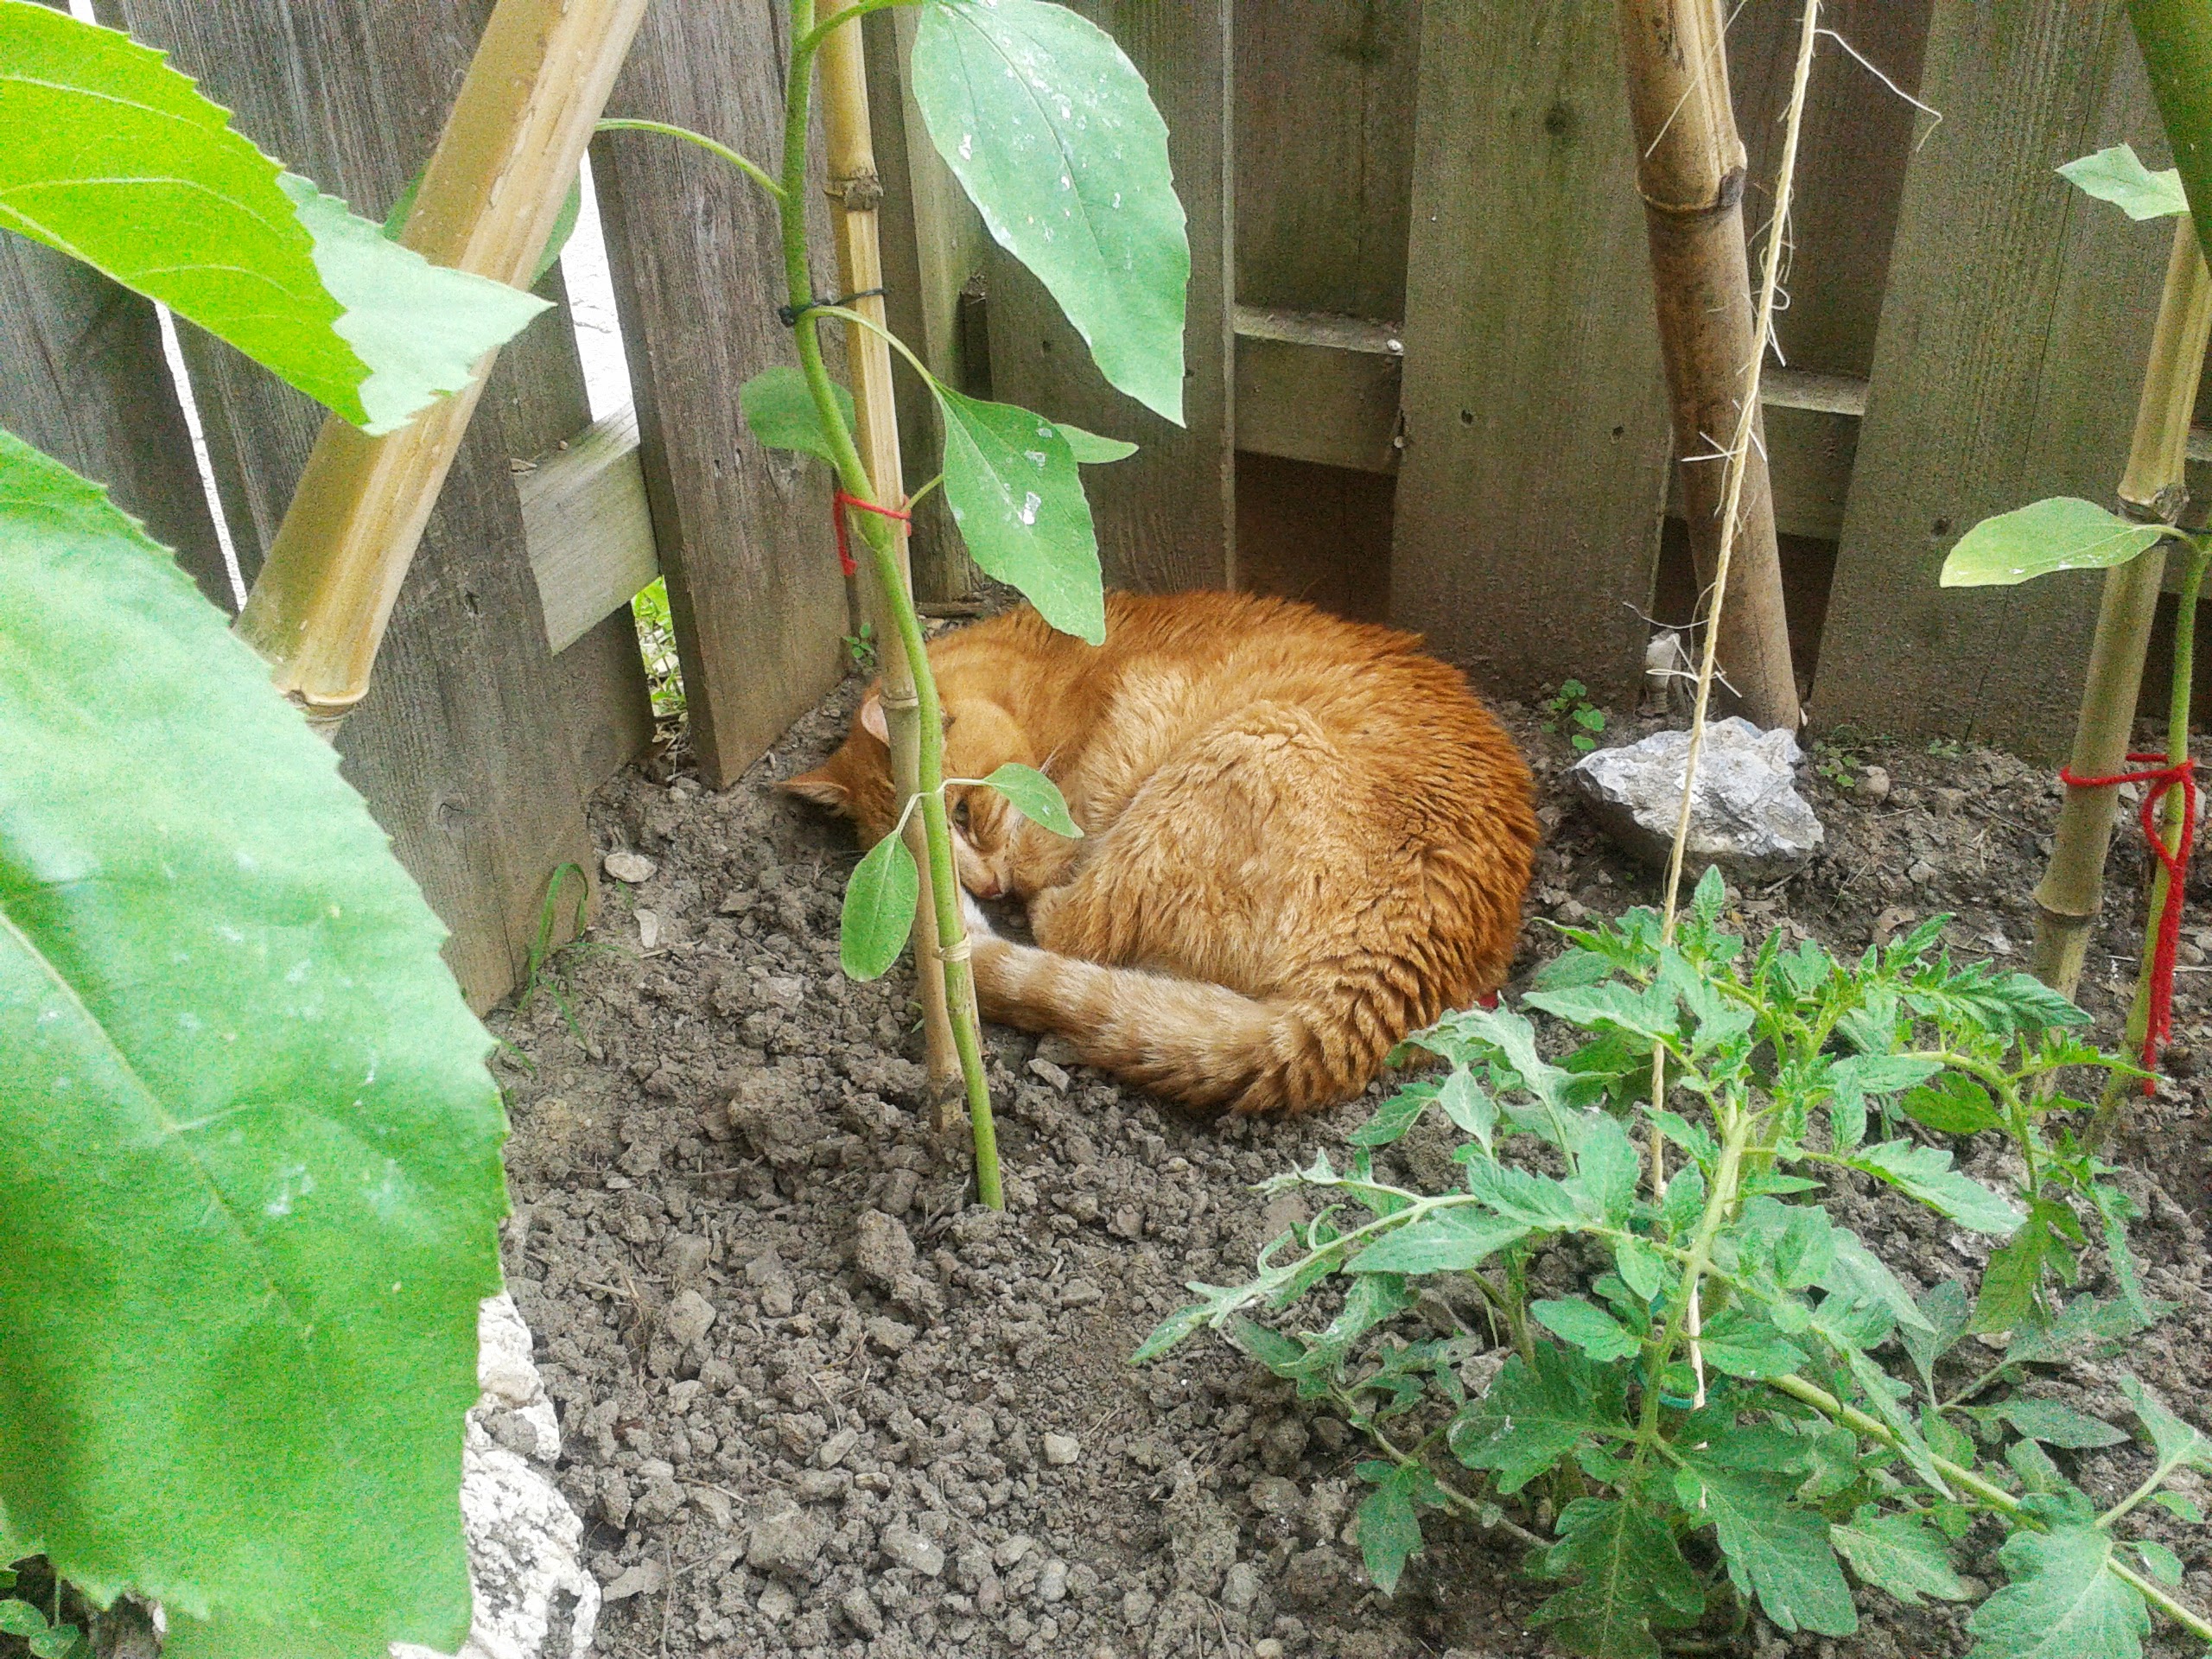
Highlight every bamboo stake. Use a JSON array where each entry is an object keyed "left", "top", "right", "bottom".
[
  {"left": 234, "top": 0, "right": 648, "bottom": 729},
  {"left": 1616, "top": 0, "right": 1802, "bottom": 733},
  {"left": 1643, "top": 0, "right": 1822, "bottom": 1409},
  {"left": 785, "top": 0, "right": 1001, "bottom": 1205},
  {"left": 816, "top": 0, "right": 965, "bottom": 1110},
  {"left": 2031, "top": 218, "right": 2212, "bottom": 998}
]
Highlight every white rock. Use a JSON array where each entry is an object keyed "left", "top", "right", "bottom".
[
  {"left": 602, "top": 850, "right": 656, "bottom": 884},
  {"left": 391, "top": 1294, "right": 599, "bottom": 1659},
  {"left": 1567, "top": 717, "right": 1823, "bottom": 879},
  {"left": 635, "top": 908, "right": 661, "bottom": 950},
  {"left": 1041, "top": 1432, "right": 1081, "bottom": 1465}
]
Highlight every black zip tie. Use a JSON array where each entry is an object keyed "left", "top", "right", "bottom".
[{"left": 776, "top": 286, "right": 887, "bottom": 327}]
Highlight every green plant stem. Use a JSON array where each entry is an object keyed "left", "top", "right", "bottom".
[
  {"left": 1770, "top": 1373, "right": 2212, "bottom": 1642},
  {"left": 594, "top": 118, "right": 785, "bottom": 200},
  {"left": 779, "top": 0, "right": 1000, "bottom": 1208},
  {"left": 791, "top": 0, "right": 922, "bottom": 58},
  {"left": 2094, "top": 533, "right": 2211, "bottom": 1144},
  {"left": 2101, "top": 1450, "right": 2195, "bottom": 1530},
  {"left": 1642, "top": 1109, "right": 1751, "bottom": 1434}
]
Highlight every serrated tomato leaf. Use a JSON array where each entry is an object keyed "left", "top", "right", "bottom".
[
  {"left": 1966, "top": 1525, "right": 2147, "bottom": 1659},
  {"left": 1831, "top": 1513, "right": 1969, "bottom": 1607}
]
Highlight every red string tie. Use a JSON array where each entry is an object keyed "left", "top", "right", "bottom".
[
  {"left": 2058, "top": 752, "right": 2200, "bottom": 1092},
  {"left": 832, "top": 489, "right": 912, "bottom": 579}
]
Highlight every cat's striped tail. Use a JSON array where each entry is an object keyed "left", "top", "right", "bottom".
[{"left": 962, "top": 911, "right": 1375, "bottom": 1115}]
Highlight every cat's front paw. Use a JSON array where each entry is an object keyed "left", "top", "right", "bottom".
[{"left": 957, "top": 886, "right": 997, "bottom": 939}]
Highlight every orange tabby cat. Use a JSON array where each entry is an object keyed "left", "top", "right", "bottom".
[{"left": 783, "top": 590, "right": 1537, "bottom": 1115}]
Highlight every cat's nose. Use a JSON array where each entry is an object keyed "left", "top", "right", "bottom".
[{"left": 967, "top": 874, "right": 1004, "bottom": 899}]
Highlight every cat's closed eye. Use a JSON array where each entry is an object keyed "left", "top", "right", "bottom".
[{"left": 951, "top": 798, "right": 971, "bottom": 830}]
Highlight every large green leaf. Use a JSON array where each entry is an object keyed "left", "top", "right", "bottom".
[
  {"left": 910, "top": 0, "right": 1189, "bottom": 423},
  {"left": 933, "top": 384, "right": 1105, "bottom": 643},
  {"left": 1677, "top": 1446, "right": 1858, "bottom": 1637},
  {"left": 1534, "top": 1497, "right": 1705, "bottom": 1659},
  {"left": 1831, "top": 1513, "right": 1969, "bottom": 1607},
  {"left": 1966, "top": 1526, "right": 2148, "bottom": 1659},
  {"left": 0, "top": 3, "right": 547, "bottom": 435},
  {"left": 0, "top": 434, "right": 505, "bottom": 1653},
  {"left": 2058, "top": 143, "right": 2190, "bottom": 219},
  {"left": 1940, "top": 499, "right": 2166, "bottom": 589}
]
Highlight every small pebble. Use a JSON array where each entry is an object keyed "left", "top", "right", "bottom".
[
  {"left": 1042, "top": 1432, "right": 1081, "bottom": 1465},
  {"left": 1027, "top": 1057, "right": 1072, "bottom": 1091},
  {"left": 603, "top": 849, "right": 657, "bottom": 883}
]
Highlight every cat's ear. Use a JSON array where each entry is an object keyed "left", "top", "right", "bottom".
[
  {"left": 859, "top": 691, "right": 889, "bottom": 745},
  {"left": 779, "top": 768, "right": 849, "bottom": 809}
]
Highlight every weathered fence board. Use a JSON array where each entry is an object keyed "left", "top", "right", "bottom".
[
  {"left": 593, "top": 1, "right": 850, "bottom": 788},
  {"left": 1729, "top": 0, "right": 1933, "bottom": 382},
  {"left": 1815, "top": 4, "right": 2173, "bottom": 758},
  {"left": 0, "top": 236, "right": 231, "bottom": 612},
  {"left": 1389, "top": 0, "right": 1671, "bottom": 706},
  {"left": 1234, "top": 0, "right": 1421, "bottom": 324},
  {"left": 108, "top": 0, "right": 642, "bottom": 1010},
  {"left": 984, "top": 0, "right": 1236, "bottom": 594}
]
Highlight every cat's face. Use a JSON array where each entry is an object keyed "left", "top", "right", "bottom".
[{"left": 780, "top": 690, "right": 1041, "bottom": 899}]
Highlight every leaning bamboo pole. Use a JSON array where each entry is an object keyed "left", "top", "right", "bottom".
[
  {"left": 2030, "top": 217, "right": 2212, "bottom": 998},
  {"left": 815, "top": 0, "right": 966, "bottom": 1109},
  {"left": 1616, "top": 0, "right": 1802, "bottom": 733},
  {"left": 235, "top": 0, "right": 648, "bottom": 731}
]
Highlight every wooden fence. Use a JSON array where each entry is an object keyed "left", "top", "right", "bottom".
[{"left": 3, "top": 0, "right": 2200, "bottom": 1009}]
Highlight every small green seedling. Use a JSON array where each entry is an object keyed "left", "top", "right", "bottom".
[
  {"left": 0, "top": 1568, "right": 82, "bottom": 1659},
  {"left": 843, "top": 621, "right": 879, "bottom": 672},
  {"left": 1139, "top": 872, "right": 2206, "bottom": 1655},
  {"left": 1541, "top": 679, "right": 1608, "bottom": 752},
  {"left": 1812, "top": 735, "right": 1863, "bottom": 790}
]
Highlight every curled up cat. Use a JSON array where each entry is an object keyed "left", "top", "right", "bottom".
[{"left": 782, "top": 590, "right": 1538, "bottom": 1116}]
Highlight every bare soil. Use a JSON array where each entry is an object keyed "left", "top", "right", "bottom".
[{"left": 490, "top": 657, "right": 2212, "bottom": 1659}]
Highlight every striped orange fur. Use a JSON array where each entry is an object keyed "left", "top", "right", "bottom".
[{"left": 782, "top": 591, "right": 1538, "bottom": 1115}]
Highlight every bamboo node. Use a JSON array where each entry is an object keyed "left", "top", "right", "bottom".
[
  {"left": 933, "top": 938, "right": 973, "bottom": 964},
  {"left": 2117, "top": 483, "right": 2190, "bottom": 525},
  {"left": 1637, "top": 164, "right": 1748, "bottom": 219},
  {"left": 828, "top": 168, "right": 884, "bottom": 211}
]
